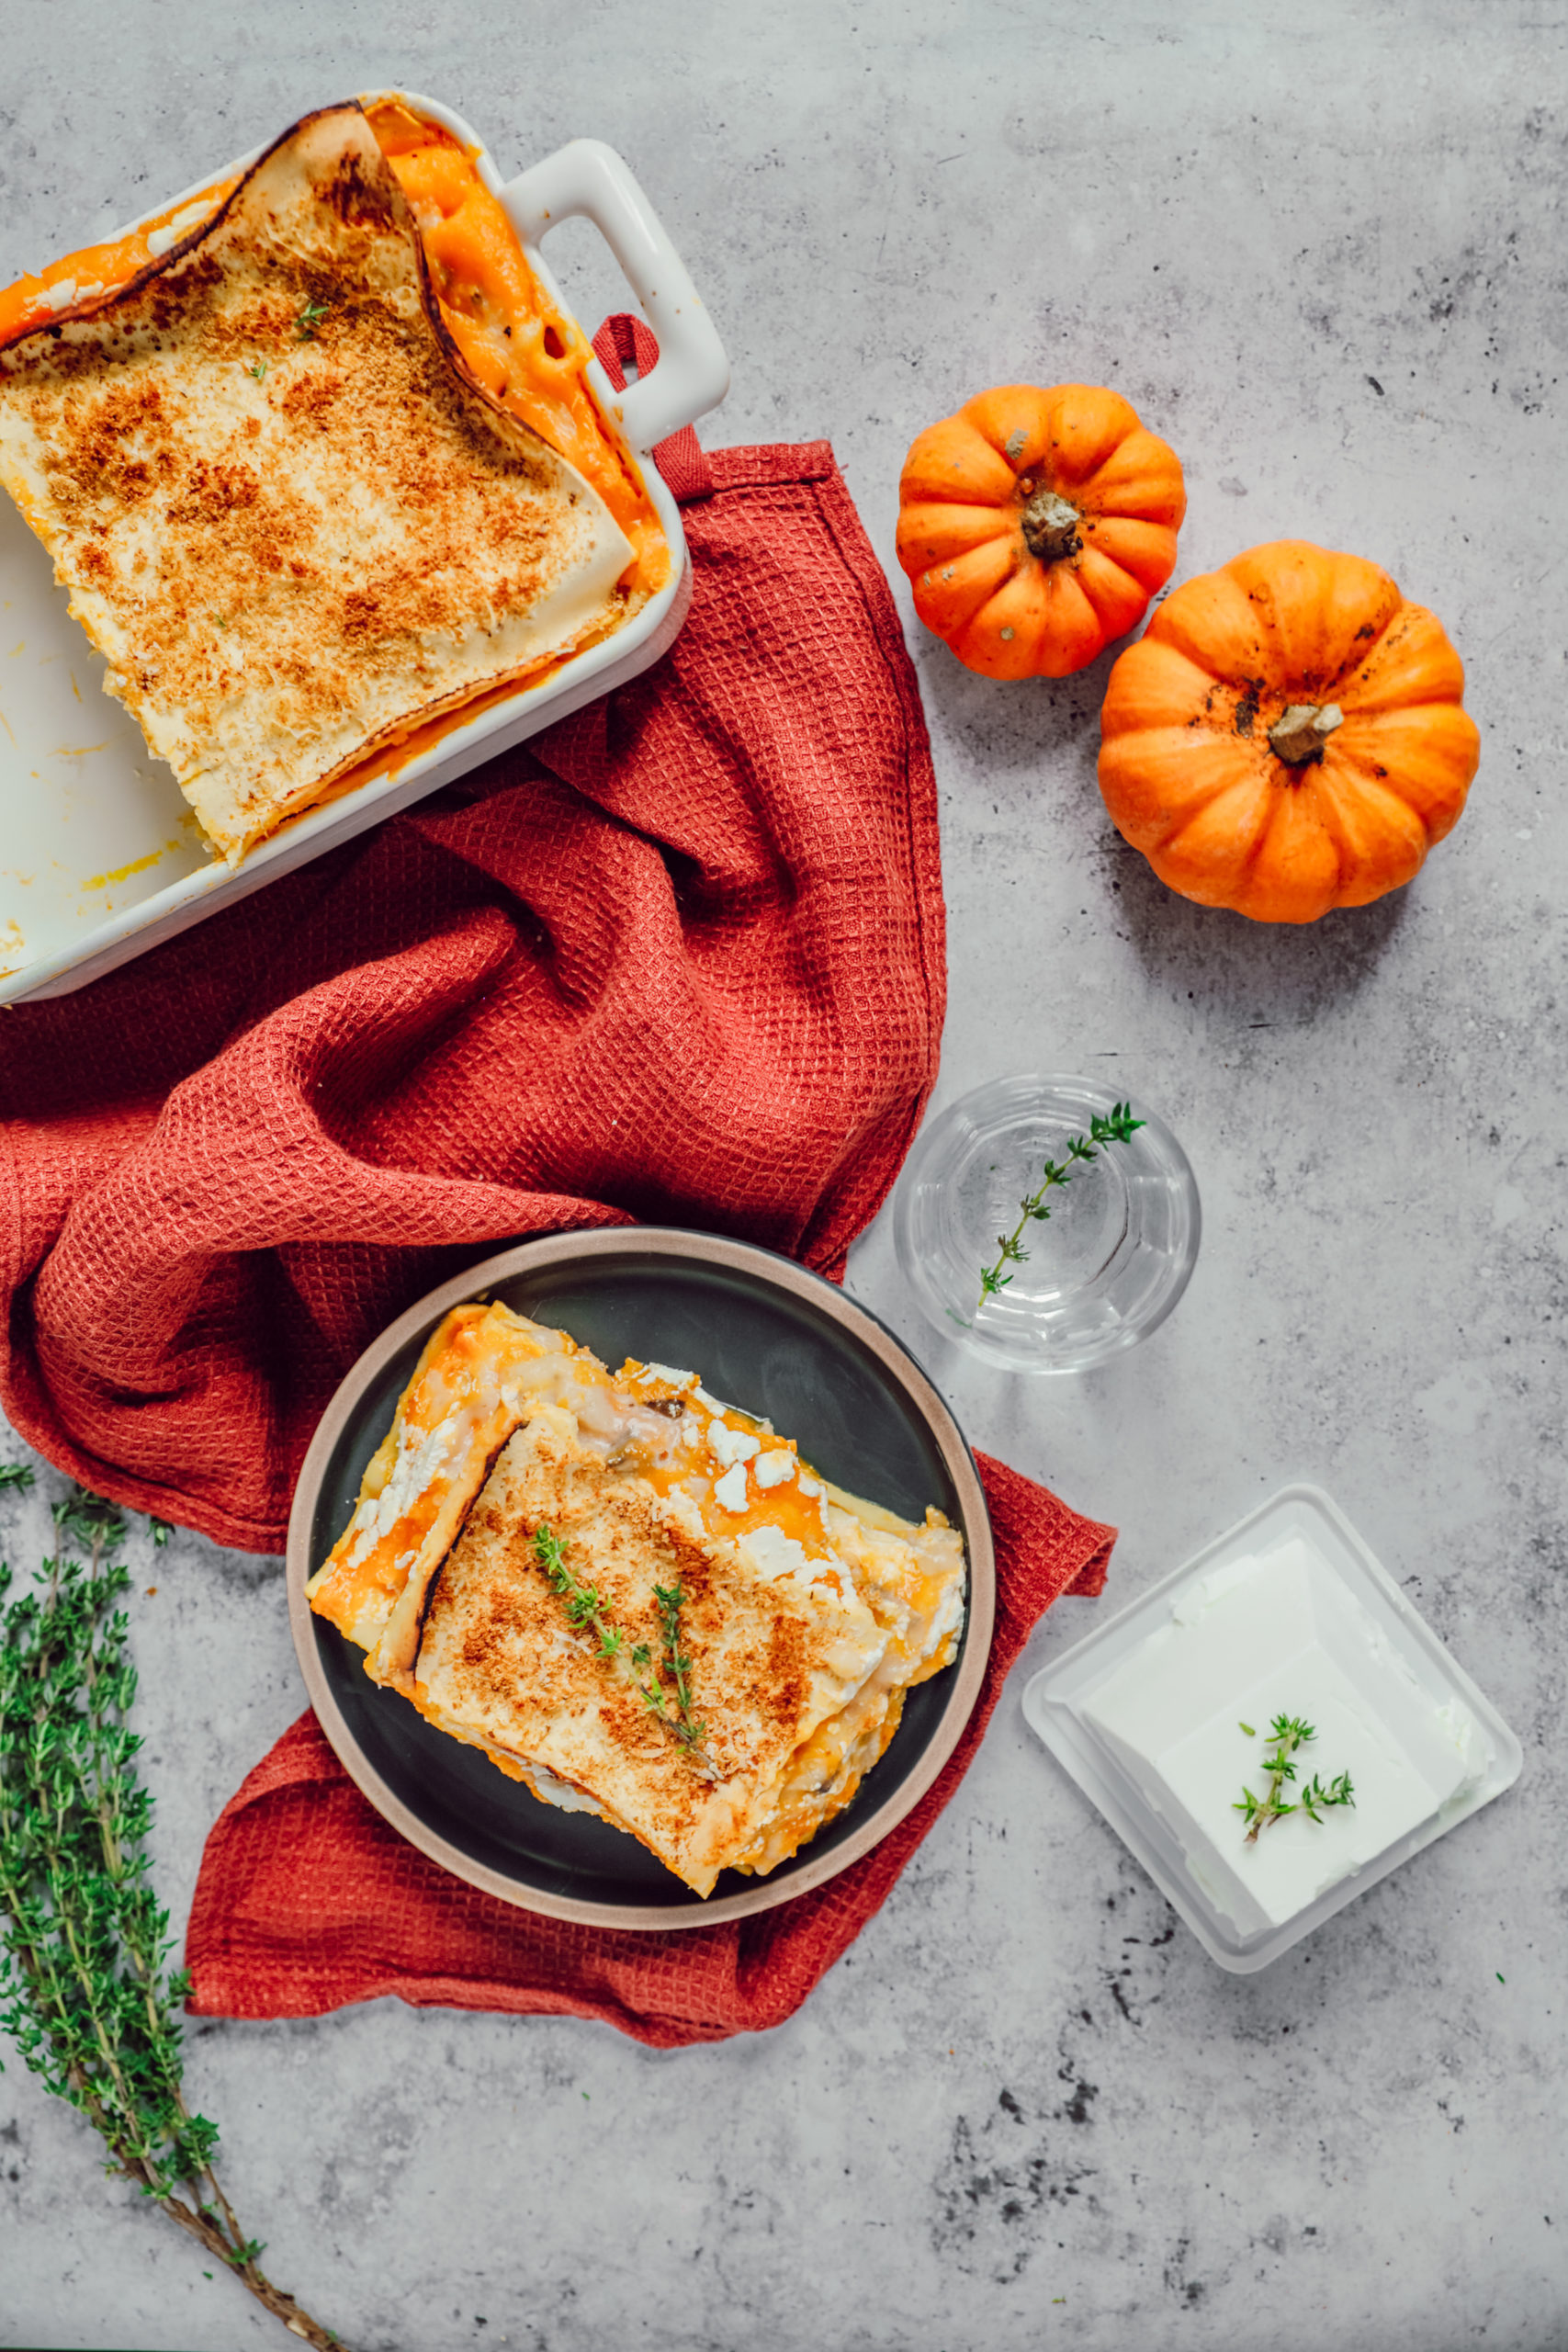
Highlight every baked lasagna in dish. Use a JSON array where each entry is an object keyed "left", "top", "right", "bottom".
[
  {"left": 307, "top": 1302, "right": 968, "bottom": 1896},
  {"left": 0, "top": 99, "right": 668, "bottom": 865}
]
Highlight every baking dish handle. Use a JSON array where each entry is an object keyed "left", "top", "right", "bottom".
[{"left": 498, "top": 140, "right": 730, "bottom": 453}]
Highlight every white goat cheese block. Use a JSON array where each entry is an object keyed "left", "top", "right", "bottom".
[{"left": 1081, "top": 1537, "right": 1485, "bottom": 1937}]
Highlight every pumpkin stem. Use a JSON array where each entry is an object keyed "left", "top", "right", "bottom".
[
  {"left": 1269, "top": 701, "right": 1344, "bottom": 764},
  {"left": 1021, "top": 488, "right": 1081, "bottom": 562}
]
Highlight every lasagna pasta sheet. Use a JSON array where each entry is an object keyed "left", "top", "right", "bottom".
[
  {"left": 0, "top": 104, "right": 636, "bottom": 863},
  {"left": 308, "top": 1302, "right": 968, "bottom": 1895}
]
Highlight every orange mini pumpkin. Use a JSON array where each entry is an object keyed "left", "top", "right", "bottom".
[
  {"left": 896, "top": 383, "right": 1186, "bottom": 680},
  {"left": 1097, "top": 540, "right": 1480, "bottom": 924}
]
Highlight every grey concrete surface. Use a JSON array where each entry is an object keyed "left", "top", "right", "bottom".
[{"left": 2, "top": 2, "right": 1566, "bottom": 2346}]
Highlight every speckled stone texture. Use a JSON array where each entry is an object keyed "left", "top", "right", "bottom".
[{"left": 2, "top": 4, "right": 1565, "bottom": 2348}]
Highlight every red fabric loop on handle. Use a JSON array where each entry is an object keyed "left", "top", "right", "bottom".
[{"left": 592, "top": 311, "right": 716, "bottom": 503}]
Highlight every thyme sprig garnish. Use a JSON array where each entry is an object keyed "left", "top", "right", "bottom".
[
  {"left": 634, "top": 1583, "right": 713, "bottom": 1771},
  {"left": 0, "top": 1476, "right": 344, "bottom": 2348},
  {"left": 972, "top": 1102, "right": 1145, "bottom": 1317},
  {"left": 295, "top": 296, "right": 330, "bottom": 341},
  {"left": 533, "top": 1524, "right": 716, "bottom": 1780},
  {"left": 1233, "top": 1713, "right": 1355, "bottom": 1843}
]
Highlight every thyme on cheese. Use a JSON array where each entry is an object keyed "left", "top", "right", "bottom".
[
  {"left": 0, "top": 1474, "right": 344, "bottom": 2349},
  {"left": 972, "top": 1102, "right": 1145, "bottom": 1317},
  {"left": 532, "top": 1525, "right": 716, "bottom": 1780},
  {"left": 1233, "top": 1713, "right": 1355, "bottom": 1843},
  {"left": 245, "top": 358, "right": 267, "bottom": 381},
  {"left": 295, "top": 297, "right": 330, "bottom": 342}
]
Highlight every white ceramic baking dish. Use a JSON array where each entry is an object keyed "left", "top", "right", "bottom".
[{"left": 0, "top": 91, "right": 728, "bottom": 1005}]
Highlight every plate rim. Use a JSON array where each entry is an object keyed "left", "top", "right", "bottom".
[{"left": 285, "top": 1226, "right": 997, "bottom": 1931}]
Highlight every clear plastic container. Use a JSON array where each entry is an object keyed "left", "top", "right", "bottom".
[
  {"left": 1022, "top": 1484, "right": 1522, "bottom": 1972},
  {"left": 893, "top": 1073, "right": 1201, "bottom": 1373}
]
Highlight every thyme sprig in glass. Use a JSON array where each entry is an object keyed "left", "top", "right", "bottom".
[
  {"left": 0, "top": 1474, "right": 343, "bottom": 2349},
  {"left": 533, "top": 1524, "right": 717, "bottom": 1780},
  {"left": 974, "top": 1102, "right": 1145, "bottom": 1317},
  {"left": 1234, "top": 1713, "right": 1355, "bottom": 1844}
]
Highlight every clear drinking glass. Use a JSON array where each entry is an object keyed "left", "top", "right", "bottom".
[{"left": 893, "top": 1074, "right": 1201, "bottom": 1374}]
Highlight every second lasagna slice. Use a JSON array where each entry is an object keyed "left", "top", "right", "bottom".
[{"left": 307, "top": 1299, "right": 969, "bottom": 1894}]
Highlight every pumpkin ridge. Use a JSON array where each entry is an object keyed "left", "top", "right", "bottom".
[
  {"left": 1072, "top": 544, "right": 1153, "bottom": 640},
  {"left": 897, "top": 499, "right": 1024, "bottom": 570},
  {"left": 1079, "top": 435, "right": 1190, "bottom": 527},
  {"left": 1110, "top": 737, "right": 1261, "bottom": 848},
  {"left": 1154, "top": 774, "right": 1278, "bottom": 889},
  {"left": 1336, "top": 605, "right": 1468, "bottom": 715},
  {"left": 1313, "top": 763, "right": 1428, "bottom": 902},
  {"left": 1318, "top": 601, "right": 1404, "bottom": 696}
]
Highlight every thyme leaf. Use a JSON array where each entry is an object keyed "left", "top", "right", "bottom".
[
  {"left": 973, "top": 1102, "right": 1145, "bottom": 1317},
  {"left": 1233, "top": 1713, "right": 1355, "bottom": 1842},
  {"left": 0, "top": 1478, "right": 344, "bottom": 2346},
  {"left": 533, "top": 1525, "right": 716, "bottom": 1780},
  {"left": 295, "top": 297, "right": 330, "bottom": 342}
]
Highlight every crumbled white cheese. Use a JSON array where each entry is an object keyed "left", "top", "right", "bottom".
[
  {"left": 712, "top": 1461, "right": 750, "bottom": 1512},
  {"left": 739, "top": 1522, "right": 811, "bottom": 1582},
  {"left": 522, "top": 1759, "right": 606, "bottom": 1817},
  {"left": 797, "top": 1476, "right": 823, "bottom": 1499},
  {"left": 638, "top": 1362, "right": 694, "bottom": 1388},
  {"left": 146, "top": 199, "right": 213, "bottom": 258},
  {"left": 45, "top": 278, "right": 76, "bottom": 312},
  {"left": 754, "top": 1448, "right": 795, "bottom": 1489},
  {"left": 916, "top": 1567, "right": 966, "bottom": 1662},
  {"left": 707, "top": 1420, "right": 761, "bottom": 1467},
  {"left": 343, "top": 1410, "right": 463, "bottom": 1568}
]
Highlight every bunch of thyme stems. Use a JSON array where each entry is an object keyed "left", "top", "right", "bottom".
[
  {"left": 533, "top": 1523, "right": 717, "bottom": 1780},
  {"left": 1234, "top": 1712, "right": 1355, "bottom": 1843},
  {"left": 0, "top": 1468, "right": 343, "bottom": 2348},
  {"left": 973, "top": 1102, "right": 1145, "bottom": 1317}
]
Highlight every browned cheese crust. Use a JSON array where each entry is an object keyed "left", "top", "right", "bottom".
[
  {"left": 412, "top": 1408, "right": 889, "bottom": 1896},
  {"left": 0, "top": 104, "right": 636, "bottom": 862}
]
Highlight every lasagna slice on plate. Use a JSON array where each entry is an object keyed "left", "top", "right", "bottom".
[{"left": 308, "top": 1303, "right": 968, "bottom": 1895}]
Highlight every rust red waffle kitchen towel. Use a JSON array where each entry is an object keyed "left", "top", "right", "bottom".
[
  {"left": 0, "top": 367, "right": 943, "bottom": 1550},
  {"left": 186, "top": 1453, "right": 1111, "bottom": 2042}
]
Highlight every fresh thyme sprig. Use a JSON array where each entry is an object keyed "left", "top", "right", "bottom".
[
  {"left": 533, "top": 1525, "right": 716, "bottom": 1780},
  {"left": 633, "top": 1583, "right": 714, "bottom": 1773},
  {"left": 0, "top": 1476, "right": 344, "bottom": 2349},
  {"left": 1233, "top": 1713, "right": 1355, "bottom": 1843},
  {"left": 971, "top": 1102, "right": 1145, "bottom": 1317},
  {"left": 295, "top": 297, "right": 330, "bottom": 342}
]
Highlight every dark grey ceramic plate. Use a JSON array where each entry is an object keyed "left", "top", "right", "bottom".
[{"left": 286, "top": 1228, "right": 995, "bottom": 1928}]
